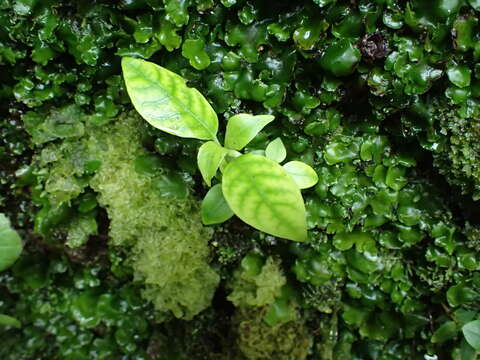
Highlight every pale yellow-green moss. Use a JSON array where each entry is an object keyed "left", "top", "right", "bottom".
[
  {"left": 232, "top": 307, "right": 312, "bottom": 360},
  {"left": 39, "top": 113, "right": 219, "bottom": 320},
  {"left": 227, "top": 257, "right": 286, "bottom": 306},
  {"left": 227, "top": 257, "right": 286, "bottom": 307}
]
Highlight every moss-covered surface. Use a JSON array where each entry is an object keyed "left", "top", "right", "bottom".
[{"left": 1, "top": 0, "right": 480, "bottom": 359}]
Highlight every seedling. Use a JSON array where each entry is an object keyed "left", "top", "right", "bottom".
[{"left": 122, "top": 57, "right": 318, "bottom": 241}]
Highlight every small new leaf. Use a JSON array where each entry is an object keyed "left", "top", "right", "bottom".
[
  {"left": 265, "top": 137, "right": 287, "bottom": 163},
  {"left": 201, "top": 184, "right": 234, "bottom": 225},
  {"left": 225, "top": 114, "right": 275, "bottom": 150},
  {"left": 222, "top": 154, "right": 307, "bottom": 241},
  {"left": 463, "top": 320, "right": 480, "bottom": 350},
  {"left": 0, "top": 213, "right": 22, "bottom": 272},
  {"left": 122, "top": 57, "right": 218, "bottom": 141},
  {"left": 283, "top": 161, "right": 319, "bottom": 189},
  {"left": 197, "top": 141, "right": 229, "bottom": 186}
]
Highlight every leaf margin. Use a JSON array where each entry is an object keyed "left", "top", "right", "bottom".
[
  {"left": 283, "top": 160, "right": 319, "bottom": 189},
  {"left": 224, "top": 113, "right": 275, "bottom": 150},
  {"left": 197, "top": 141, "right": 229, "bottom": 186}
]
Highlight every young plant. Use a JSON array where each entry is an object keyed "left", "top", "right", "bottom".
[{"left": 122, "top": 57, "right": 318, "bottom": 242}]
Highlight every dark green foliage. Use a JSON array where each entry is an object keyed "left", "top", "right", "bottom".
[
  {"left": 1, "top": 0, "right": 480, "bottom": 359},
  {"left": 0, "top": 255, "right": 154, "bottom": 359},
  {"left": 404, "top": 96, "right": 480, "bottom": 199}
]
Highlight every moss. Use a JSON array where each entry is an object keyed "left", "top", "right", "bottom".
[
  {"left": 435, "top": 104, "right": 480, "bottom": 199},
  {"left": 37, "top": 140, "right": 91, "bottom": 206},
  {"left": 465, "top": 222, "right": 480, "bottom": 252},
  {"left": 227, "top": 256, "right": 286, "bottom": 307},
  {"left": 406, "top": 97, "right": 480, "bottom": 199},
  {"left": 38, "top": 113, "right": 219, "bottom": 319},
  {"left": 135, "top": 223, "right": 219, "bottom": 320},
  {"left": 91, "top": 115, "right": 219, "bottom": 319},
  {"left": 232, "top": 307, "right": 312, "bottom": 360}
]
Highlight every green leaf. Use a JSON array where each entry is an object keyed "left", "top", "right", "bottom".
[
  {"left": 386, "top": 166, "right": 408, "bottom": 191},
  {"left": 463, "top": 320, "right": 480, "bottom": 350},
  {"left": 182, "top": 39, "right": 211, "bottom": 70},
  {"left": 447, "top": 64, "right": 471, "bottom": 88},
  {"left": 431, "top": 321, "right": 458, "bottom": 343},
  {"left": 201, "top": 184, "right": 234, "bottom": 225},
  {"left": 0, "top": 214, "right": 22, "bottom": 272},
  {"left": 460, "top": 338, "right": 477, "bottom": 360},
  {"left": 224, "top": 114, "right": 275, "bottom": 150},
  {"left": 265, "top": 137, "right": 287, "bottom": 163},
  {"left": 197, "top": 142, "right": 229, "bottom": 186},
  {"left": 165, "top": 0, "right": 189, "bottom": 26},
  {"left": 0, "top": 314, "right": 21, "bottom": 328},
  {"left": 319, "top": 40, "right": 361, "bottom": 76},
  {"left": 222, "top": 154, "right": 307, "bottom": 241},
  {"left": 447, "top": 283, "right": 478, "bottom": 307},
  {"left": 283, "top": 161, "right": 318, "bottom": 189},
  {"left": 122, "top": 57, "right": 218, "bottom": 141},
  {"left": 152, "top": 173, "right": 189, "bottom": 199}
]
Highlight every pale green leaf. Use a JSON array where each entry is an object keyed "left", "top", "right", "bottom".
[
  {"left": 122, "top": 57, "right": 218, "bottom": 140},
  {"left": 463, "top": 320, "right": 480, "bottom": 350},
  {"left": 201, "top": 184, "right": 234, "bottom": 225},
  {"left": 0, "top": 314, "right": 21, "bottom": 328},
  {"left": 283, "top": 161, "right": 319, "bottom": 189},
  {"left": 224, "top": 114, "right": 275, "bottom": 150},
  {"left": 0, "top": 213, "right": 22, "bottom": 272},
  {"left": 197, "top": 141, "right": 229, "bottom": 186},
  {"left": 265, "top": 137, "right": 286, "bottom": 163},
  {"left": 222, "top": 154, "right": 307, "bottom": 241}
]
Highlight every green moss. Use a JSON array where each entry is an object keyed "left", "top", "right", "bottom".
[
  {"left": 227, "top": 255, "right": 286, "bottom": 308},
  {"left": 3, "top": 0, "right": 480, "bottom": 357},
  {"left": 232, "top": 307, "right": 312, "bottom": 360},
  {"left": 37, "top": 113, "right": 219, "bottom": 319},
  {"left": 406, "top": 97, "right": 480, "bottom": 199},
  {"left": 134, "top": 221, "right": 219, "bottom": 320}
]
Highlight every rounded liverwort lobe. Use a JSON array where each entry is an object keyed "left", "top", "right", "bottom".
[{"left": 319, "top": 40, "right": 361, "bottom": 77}]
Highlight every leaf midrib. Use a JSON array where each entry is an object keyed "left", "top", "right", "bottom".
[
  {"left": 228, "top": 158, "right": 303, "bottom": 237},
  {"left": 131, "top": 62, "right": 217, "bottom": 140}
]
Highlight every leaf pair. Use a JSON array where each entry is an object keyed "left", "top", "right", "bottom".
[{"left": 122, "top": 56, "right": 279, "bottom": 150}]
